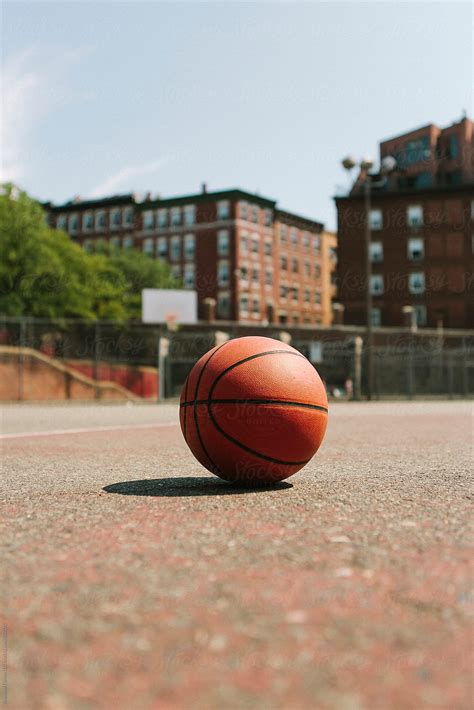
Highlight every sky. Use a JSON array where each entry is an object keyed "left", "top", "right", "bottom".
[{"left": 1, "top": 2, "right": 472, "bottom": 229}]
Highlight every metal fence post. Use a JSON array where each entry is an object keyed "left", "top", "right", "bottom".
[
  {"left": 447, "top": 355, "right": 454, "bottom": 399},
  {"left": 462, "top": 352, "right": 468, "bottom": 398},
  {"left": 94, "top": 321, "right": 101, "bottom": 400},
  {"left": 407, "top": 343, "right": 415, "bottom": 400},
  {"left": 18, "top": 317, "right": 27, "bottom": 401},
  {"left": 158, "top": 333, "right": 170, "bottom": 402},
  {"left": 354, "top": 336, "right": 363, "bottom": 401}
]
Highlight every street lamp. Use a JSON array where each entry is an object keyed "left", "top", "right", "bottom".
[{"left": 341, "top": 154, "right": 396, "bottom": 400}]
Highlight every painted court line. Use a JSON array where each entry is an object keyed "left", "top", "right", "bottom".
[{"left": 0, "top": 422, "right": 177, "bottom": 441}]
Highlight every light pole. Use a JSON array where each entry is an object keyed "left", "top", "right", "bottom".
[{"left": 341, "top": 154, "right": 396, "bottom": 400}]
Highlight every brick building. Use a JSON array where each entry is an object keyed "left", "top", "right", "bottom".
[
  {"left": 46, "top": 187, "right": 337, "bottom": 326},
  {"left": 335, "top": 116, "right": 474, "bottom": 329}
]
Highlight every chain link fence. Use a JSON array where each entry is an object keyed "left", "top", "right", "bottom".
[{"left": 0, "top": 317, "right": 472, "bottom": 401}]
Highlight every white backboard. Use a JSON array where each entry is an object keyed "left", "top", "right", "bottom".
[{"left": 142, "top": 289, "right": 198, "bottom": 324}]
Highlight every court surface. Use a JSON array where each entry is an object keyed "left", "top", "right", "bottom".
[{"left": 2, "top": 401, "right": 472, "bottom": 709}]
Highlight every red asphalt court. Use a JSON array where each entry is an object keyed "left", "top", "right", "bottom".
[{"left": 2, "top": 401, "right": 472, "bottom": 709}]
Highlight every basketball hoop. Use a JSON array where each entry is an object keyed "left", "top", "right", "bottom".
[{"left": 165, "top": 312, "right": 179, "bottom": 332}]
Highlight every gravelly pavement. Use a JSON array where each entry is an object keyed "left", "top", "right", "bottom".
[{"left": 1, "top": 401, "right": 473, "bottom": 710}]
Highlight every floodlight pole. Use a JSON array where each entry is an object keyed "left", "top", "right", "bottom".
[{"left": 364, "top": 179, "right": 374, "bottom": 401}]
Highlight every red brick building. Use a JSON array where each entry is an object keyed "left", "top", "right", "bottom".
[
  {"left": 335, "top": 116, "right": 474, "bottom": 329},
  {"left": 46, "top": 187, "right": 336, "bottom": 326}
]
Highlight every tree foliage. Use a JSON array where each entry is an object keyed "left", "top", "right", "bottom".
[{"left": 0, "top": 184, "right": 180, "bottom": 321}]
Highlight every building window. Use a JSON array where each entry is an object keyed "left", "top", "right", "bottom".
[
  {"left": 407, "top": 205, "right": 423, "bottom": 227},
  {"left": 292, "top": 258, "right": 299, "bottom": 273},
  {"left": 170, "top": 207, "right": 181, "bottom": 226},
  {"left": 123, "top": 208, "right": 134, "bottom": 227},
  {"left": 251, "top": 234, "right": 259, "bottom": 253},
  {"left": 408, "top": 238, "right": 424, "bottom": 261},
  {"left": 143, "top": 210, "right": 154, "bottom": 231},
  {"left": 304, "top": 261, "right": 310, "bottom": 277},
  {"left": 217, "top": 200, "right": 230, "bottom": 220},
  {"left": 264, "top": 240, "right": 272, "bottom": 256},
  {"left": 280, "top": 255, "right": 288, "bottom": 270},
  {"left": 251, "top": 205, "right": 259, "bottom": 223},
  {"left": 240, "top": 295, "right": 249, "bottom": 313},
  {"left": 290, "top": 230, "right": 298, "bottom": 248},
  {"left": 371, "top": 308, "right": 381, "bottom": 326},
  {"left": 95, "top": 211, "right": 106, "bottom": 231},
  {"left": 218, "top": 230, "right": 229, "bottom": 256},
  {"left": 409, "top": 272, "right": 425, "bottom": 294},
  {"left": 252, "top": 297, "right": 260, "bottom": 314},
  {"left": 157, "top": 209, "right": 168, "bottom": 229},
  {"left": 313, "top": 235, "right": 320, "bottom": 252},
  {"left": 414, "top": 304, "right": 427, "bottom": 326},
  {"left": 83, "top": 212, "right": 93, "bottom": 232},
  {"left": 218, "top": 260, "right": 229, "bottom": 287},
  {"left": 57, "top": 215, "right": 67, "bottom": 231},
  {"left": 123, "top": 236, "right": 134, "bottom": 249},
  {"left": 217, "top": 292, "right": 230, "bottom": 319},
  {"left": 68, "top": 214, "right": 79, "bottom": 234},
  {"left": 240, "top": 265, "right": 249, "bottom": 283},
  {"left": 240, "top": 201, "right": 248, "bottom": 220},
  {"left": 252, "top": 267, "right": 259, "bottom": 284},
  {"left": 171, "top": 265, "right": 181, "bottom": 280},
  {"left": 280, "top": 285, "right": 288, "bottom": 300},
  {"left": 143, "top": 238, "right": 154, "bottom": 256},
  {"left": 314, "top": 291, "right": 321, "bottom": 304},
  {"left": 240, "top": 232, "right": 248, "bottom": 254},
  {"left": 265, "top": 269, "right": 272, "bottom": 286},
  {"left": 157, "top": 237, "right": 167, "bottom": 258},
  {"left": 370, "top": 275, "right": 384, "bottom": 295},
  {"left": 184, "top": 264, "right": 195, "bottom": 289},
  {"left": 369, "top": 241, "right": 383, "bottom": 263},
  {"left": 302, "top": 232, "right": 310, "bottom": 250},
  {"left": 170, "top": 236, "right": 181, "bottom": 261},
  {"left": 449, "top": 134, "right": 459, "bottom": 159},
  {"left": 280, "top": 225, "right": 287, "bottom": 244},
  {"left": 184, "top": 234, "right": 195, "bottom": 260},
  {"left": 291, "top": 287, "right": 299, "bottom": 303},
  {"left": 83, "top": 239, "right": 93, "bottom": 253},
  {"left": 314, "top": 264, "right": 321, "bottom": 279},
  {"left": 110, "top": 236, "right": 121, "bottom": 250},
  {"left": 184, "top": 205, "right": 195, "bottom": 226},
  {"left": 111, "top": 209, "right": 121, "bottom": 230},
  {"left": 304, "top": 288, "right": 311, "bottom": 303},
  {"left": 264, "top": 209, "right": 272, "bottom": 226},
  {"left": 369, "top": 208, "right": 383, "bottom": 230}
]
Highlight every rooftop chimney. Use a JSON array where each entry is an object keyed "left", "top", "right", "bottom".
[{"left": 201, "top": 182, "right": 208, "bottom": 194}]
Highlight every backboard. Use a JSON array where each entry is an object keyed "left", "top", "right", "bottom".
[{"left": 142, "top": 289, "right": 198, "bottom": 325}]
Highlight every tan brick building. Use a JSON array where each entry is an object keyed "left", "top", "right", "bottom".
[{"left": 46, "top": 187, "right": 337, "bottom": 326}]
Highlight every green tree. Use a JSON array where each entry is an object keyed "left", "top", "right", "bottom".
[
  {"left": 0, "top": 183, "right": 181, "bottom": 321},
  {"left": 108, "top": 248, "right": 181, "bottom": 320},
  {"left": 0, "top": 183, "right": 101, "bottom": 318}
]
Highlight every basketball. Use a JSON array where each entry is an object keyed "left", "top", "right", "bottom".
[{"left": 179, "top": 336, "right": 328, "bottom": 484}]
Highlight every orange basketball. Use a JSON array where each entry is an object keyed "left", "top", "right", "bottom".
[{"left": 179, "top": 336, "right": 328, "bottom": 485}]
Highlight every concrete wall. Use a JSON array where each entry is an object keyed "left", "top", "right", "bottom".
[{"left": 0, "top": 347, "right": 140, "bottom": 402}]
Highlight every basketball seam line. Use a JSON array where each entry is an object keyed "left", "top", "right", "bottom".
[
  {"left": 204, "top": 348, "right": 315, "bottom": 468},
  {"left": 183, "top": 376, "right": 189, "bottom": 443},
  {"left": 207, "top": 406, "right": 312, "bottom": 466},
  {"left": 193, "top": 341, "right": 229, "bottom": 474},
  {"left": 180, "top": 399, "right": 328, "bottom": 413}
]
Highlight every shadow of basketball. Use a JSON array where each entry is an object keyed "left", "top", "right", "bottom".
[{"left": 103, "top": 476, "right": 293, "bottom": 497}]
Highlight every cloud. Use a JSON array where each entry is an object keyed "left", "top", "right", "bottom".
[
  {"left": 89, "top": 158, "right": 170, "bottom": 197},
  {"left": 0, "top": 45, "right": 92, "bottom": 183}
]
